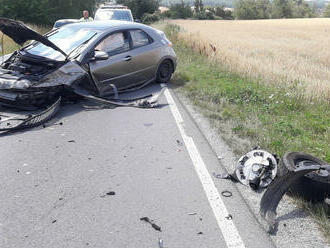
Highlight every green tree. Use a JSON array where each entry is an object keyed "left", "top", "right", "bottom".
[
  {"left": 194, "top": 0, "right": 204, "bottom": 13},
  {"left": 116, "top": 0, "right": 160, "bottom": 19},
  {"left": 271, "top": 0, "right": 292, "bottom": 18},
  {"left": 234, "top": 0, "right": 259, "bottom": 19},
  {"left": 256, "top": 0, "right": 271, "bottom": 18},
  {"left": 324, "top": 3, "right": 330, "bottom": 17},
  {"left": 169, "top": 0, "right": 193, "bottom": 19},
  {"left": 291, "top": 0, "right": 316, "bottom": 18},
  {"left": 0, "top": 0, "right": 96, "bottom": 25}
]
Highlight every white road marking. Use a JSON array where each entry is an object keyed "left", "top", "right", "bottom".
[{"left": 164, "top": 88, "right": 246, "bottom": 248}]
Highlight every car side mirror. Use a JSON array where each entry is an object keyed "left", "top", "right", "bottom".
[
  {"left": 93, "top": 51, "right": 109, "bottom": 61},
  {"left": 134, "top": 19, "right": 141, "bottom": 23}
]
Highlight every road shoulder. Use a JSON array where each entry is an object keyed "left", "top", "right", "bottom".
[{"left": 173, "top": 88, "right": 330, "bottom": 248}]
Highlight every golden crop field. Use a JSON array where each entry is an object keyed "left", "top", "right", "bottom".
[{"left": 170, "top": 18, "right": 330, "bottom": 100}]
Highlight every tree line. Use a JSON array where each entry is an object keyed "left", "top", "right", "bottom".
[
  {"left": 1, "top": 0, "right": 329, "bottom": 26},
  {"left": 0, "top": 0, "right": 96, "bottom": 25},
  {"left": 233, "top": 0, "right": 318, "bottom": 19}
]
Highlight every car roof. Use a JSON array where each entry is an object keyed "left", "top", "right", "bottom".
[
  {"left": 99, "top": 3, "right": 128, "bottom": 9},
  {"left": 65, "top": 20, "right": 152, "bottom": 33},
  {"left": 97, "top": 7, "right": 131, "bottom": 11}
]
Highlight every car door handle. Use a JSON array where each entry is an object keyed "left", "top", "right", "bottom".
[{"left": 123, "top": 56, "right": 132, "bottom": 61}]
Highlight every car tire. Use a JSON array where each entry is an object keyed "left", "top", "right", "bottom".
[
  {"left": 278, "top": 152, "right": 330, "bottom": 202},
  {"left": 156, "top": 60, "right": 173, "bottom": 84}
]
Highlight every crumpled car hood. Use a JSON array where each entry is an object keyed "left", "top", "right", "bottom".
[{"left": 0, "top": 18, "right": 67, "bottom": 57}]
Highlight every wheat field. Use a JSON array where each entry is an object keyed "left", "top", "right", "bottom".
[{"left": 170, "top": 18, "right": 330, "bottom": 100}]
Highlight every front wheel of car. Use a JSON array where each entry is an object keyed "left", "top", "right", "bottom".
[{"left": 156, "top": 60, "right": 173, "bottom": 84}]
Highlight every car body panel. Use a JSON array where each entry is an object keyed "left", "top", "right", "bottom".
[
  {"left": 127, "top": 43, "right": 160, "bottom": 88},
  {"left": 89, "top": 50, "right": 137, "bottom": 96}
]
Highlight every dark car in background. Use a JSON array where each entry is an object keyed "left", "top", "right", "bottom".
[{"left": 0, "top": 18, "right": 176, "bottom": 108}]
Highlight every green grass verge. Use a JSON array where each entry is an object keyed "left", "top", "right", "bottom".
[{"left": 162, "top": 23, "right": 330, "bottom": 241}]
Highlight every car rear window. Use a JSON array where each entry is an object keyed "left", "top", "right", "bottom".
[
  {"left": 94, "top": 9, "right": 133, "bottom": 22},
  {"left": 130, "top": 30, "right": 151, "bottom": 48}
]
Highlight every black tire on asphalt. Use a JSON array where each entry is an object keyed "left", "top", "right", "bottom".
[
  {"left": 156, "top": 60, "right": 173, "bottom": 84},
  {"left": 278, "top": 152, "right": 330, "bottom": 202}
]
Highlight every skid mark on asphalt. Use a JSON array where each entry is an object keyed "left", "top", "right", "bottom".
[{"left": 164, "top": 87, "right": 246, "bottom": 248}]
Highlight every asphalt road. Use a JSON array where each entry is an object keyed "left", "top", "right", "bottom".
[{"left": 0, "top": 83, "right": 275, "bottom": 248}]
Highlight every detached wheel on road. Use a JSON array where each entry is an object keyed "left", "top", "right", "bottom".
[
  {"left": 156, "top": 60, "right": 173, "bottom": 84},
  {"left": 278, "top": 152, "right": 330, "bottom": 202}
]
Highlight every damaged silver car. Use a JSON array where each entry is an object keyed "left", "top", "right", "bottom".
[{"left": 0, "top": 18, "right": 176, "bottom": 109}]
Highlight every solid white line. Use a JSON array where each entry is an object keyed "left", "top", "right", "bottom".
[{"left": 164, "top": 88, "right": 246, "bottom": 248}]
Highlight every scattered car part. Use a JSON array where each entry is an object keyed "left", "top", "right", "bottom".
[
  {"left": 158, "top": 239, "right": 164, "bottom": 248},
  {"left": 213, "top": 172, "right": 238, "bottom": 182},
  {"left": 277, "top": 152, "right": 330, "bottom": 202},
  {"left": 0, "top": 97, "right": 61, "bottom": 133},
  {"left": 236, "top": 149, "right": 278, "bottom": 190},
  {"left": 221, "top": 190, "right": 233, "bottom": 198},
  {"left": 260, "top": 152, "right": 330, "bottom": 233},
  {"left": 225, "top": 214, "right": 233, "bottom": 220},
  {"left": 140, "top": 217, "right": 162, "bottom": 232},
  {"left": 73, "top": 85, "right": 166, "bottom": 109},
  {"left": 213, "top": 149, "right": 278, "bottom": 190}
]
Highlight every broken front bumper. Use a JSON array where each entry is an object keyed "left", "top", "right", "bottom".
[{"left": 0, "top": 89, "right": 61, "bottom": 109}]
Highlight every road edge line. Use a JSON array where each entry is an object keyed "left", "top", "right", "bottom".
[{"left": 164, "top": 88, "right": 246, "bottom": 248}]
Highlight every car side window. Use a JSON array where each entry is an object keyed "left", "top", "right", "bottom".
[
  {"left": 95, "top": 32, "right": 130, "bottom": 56},
  {"left": 130, "top": 30, "right": 152, "bottom": 49}
]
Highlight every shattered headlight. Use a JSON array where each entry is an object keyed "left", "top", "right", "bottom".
[{"left": 15, "top": 79, "right": 31, "bottom": 89}]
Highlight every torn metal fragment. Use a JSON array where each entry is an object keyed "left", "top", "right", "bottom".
[
  {"left": 213, "top": 172, "right": 238, "bottom": 182},
  {"left": 260, "top": 152, "right": 329, "bottom": 233},
  {"left": 140, "top": 217, "right": 162, "bottom": 232},
  {"left": 74, "top": 86, "right": 166, "bottom": 109}
]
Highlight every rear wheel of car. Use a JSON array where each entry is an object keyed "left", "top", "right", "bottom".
[{"left": 156, "top": 60, "right": 173, "bottom": 84}]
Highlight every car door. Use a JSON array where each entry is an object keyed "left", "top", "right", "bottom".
[
  {"left": 125, "top": 29, "right": 161, "bottom": 88},
  {"left": 88, "top": 31, "right": 135, "bottom": 96}
]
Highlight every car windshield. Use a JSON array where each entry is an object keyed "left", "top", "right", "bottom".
[
  {"left": 95, "top": 10, "right": 133, "bottom": 22},
  {"left": 24, "top": 26, "right": 97, "bottom": 61}
]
